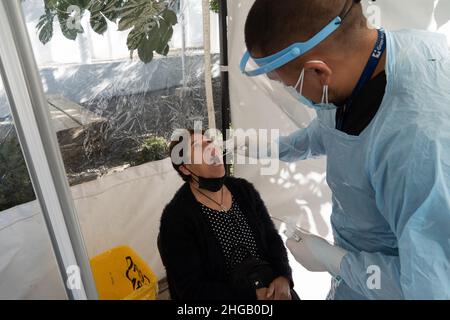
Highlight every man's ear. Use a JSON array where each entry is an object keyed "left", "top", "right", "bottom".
[{"left": 303, "top": 60, "right": 332, "bottom": 86}]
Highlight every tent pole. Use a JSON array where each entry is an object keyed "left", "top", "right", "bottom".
[
  {"left": 180, "top": 0, "right": 187, "bottom": 88},
  {"left": 202, "top": 0, "right": 217, "bottom": 129},
  {"left": 0, "top": 0, "right": 97, "bottom": 300},
  {"left": 219, "top": 0, "right": 231, "bottom": 175}
]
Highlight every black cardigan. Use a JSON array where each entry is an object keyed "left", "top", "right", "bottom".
[{"left": 158, "top": 177, "right": 293, "bottom": 300}]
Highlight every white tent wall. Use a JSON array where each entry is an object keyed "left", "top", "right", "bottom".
[
  {"left": 0, "top": 201, "right": 67, "bottom": 299},
  {"left": 0, "top": 158, "right": 181, "bottom": 299},
  {"left": 71, "top": 159, "right": 182, "bottom": 281},
  {"left": 228, "top": 0, "right": 450, "bottom": 300}
]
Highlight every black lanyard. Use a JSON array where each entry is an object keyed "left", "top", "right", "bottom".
[{"left": 336, "top": 28, "right": 387, "bottom": 131}]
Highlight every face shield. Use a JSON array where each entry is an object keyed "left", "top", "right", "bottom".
[
  {"left": 244, "top": 71, "right": 316, "bottom": 128},
  {"left": 238, "top": 1, "right": 359, "bottom": 127},
  {"left": 238, "top": 16, "right": 343, "bottom": 127},
  {"left": 239, "top": 16, "right": 342, "bottom": 78}
]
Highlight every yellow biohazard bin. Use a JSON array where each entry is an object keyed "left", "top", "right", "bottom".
[{"left": 90, "top": 245, "right": 158, "bottom": 300}]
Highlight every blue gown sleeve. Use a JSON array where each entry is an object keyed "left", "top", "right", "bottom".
[
  {"left": 340, "top": 127, "right": 450, "bottom": 299},
  {"left": 278, "top": 119, "right": 326, "bottom": 162}
]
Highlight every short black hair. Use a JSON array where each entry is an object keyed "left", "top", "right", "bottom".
[{"left": 244, "top": 0, "right": 365, "bottom": 57}]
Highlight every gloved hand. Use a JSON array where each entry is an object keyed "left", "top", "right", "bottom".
[{"left": 283, "top": 219, "right": 348, "bottom": 277}]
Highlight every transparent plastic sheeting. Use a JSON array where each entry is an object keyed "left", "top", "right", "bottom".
[
  {"left": 227, "top": 0, "right": 450, "bottom": 299},
  {"left": 0, "top": 0, "right": 220, "bottom": 298},
  {"left": 0, "top": 73, "right": 66, "bottom": 298},
  {"left": 0, "top": 0, "right": 222, "bottom": 209}
]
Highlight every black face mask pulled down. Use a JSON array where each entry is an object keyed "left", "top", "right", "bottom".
[{"left": 185, "top": 168, "right": 225, "bottom": 192}]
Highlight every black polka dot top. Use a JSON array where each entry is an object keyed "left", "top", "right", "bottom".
[{"left": 200, "top": 197, "right": 261, "bottom": 273}]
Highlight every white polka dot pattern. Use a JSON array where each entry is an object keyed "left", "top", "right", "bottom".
[{"left": 200, "top": 197, "right": 261, "bottom": 273}]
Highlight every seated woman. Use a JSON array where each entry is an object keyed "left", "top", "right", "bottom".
[{"left": 158, "top": 129, "right": 298, "bottom": 300}]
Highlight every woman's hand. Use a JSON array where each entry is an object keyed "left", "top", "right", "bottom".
[
  {"left": 256, "top": 287, "right": 269, "bottom": 300},
  {"left": 266, "top": 276, "right": 292, "bottom": 300}
]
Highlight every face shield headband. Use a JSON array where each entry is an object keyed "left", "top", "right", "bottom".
[{"left": 240, "top": 0, "right": 360, "bottom": 77}]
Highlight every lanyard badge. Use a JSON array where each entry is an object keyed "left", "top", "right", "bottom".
[{"left": 336, "top": 28, "right": 387, "bottom": 131}]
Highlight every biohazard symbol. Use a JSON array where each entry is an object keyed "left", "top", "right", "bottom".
[{"left": 125, "top": 256, "right": 151, "bottom": 290}]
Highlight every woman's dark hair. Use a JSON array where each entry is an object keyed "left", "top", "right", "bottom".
[{"left": 168, "top": 129, "right": 205, "bottom": 182}]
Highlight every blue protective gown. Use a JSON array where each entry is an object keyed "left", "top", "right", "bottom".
[{"left": 278, "top": 29, "right": 450, "bottom": 299}]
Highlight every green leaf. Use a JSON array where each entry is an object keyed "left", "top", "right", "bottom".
[
  {"left": 101, "top": 0, "right": 121, "bottom": 22},
  {"left": 140, "top": 25, "right": 161, "bottom": 52},
  {"left": 159, "top": 25, "right": 173, "bottom": 46},
  {"left": 155, "top": 23, "right": 172, "bottom": 55},
  {"left": 138, "top": 37, "right": 154, "bottom": 63},
  {"left": 75, "top": 0, "right": 91, "bottom": 10},
  {"left": 56, "top": 1, "right": 84, "bottom": 40},
  {"left": 90, "top": 13, "right": 108, "bottom": 34},
  {"left": 58, "top": 14, "right": 83, "bottom": 40},
  {"left": 35, "top": 0, "right": 180, "bottom": 63},
  {"left": 161, "top": 9, "right": 177, "bottom": 25},
  {"left": 88, "top": 1, "right": 108, "bottom": 34},
  {"left": 118, "top": 15, "right": 136, "bottom": 31},
  {"left": 156, "top": 44, "right": 169, "bottom": 56},
  {"left": 209, "top": 0, "right": 220, "bottom": 14},
  {"left": 154, "top": 15, "right": 173, "bottom": 55},
  {"left": 37, "top": 10, "right": 54, "bottom": 45},
  {"left": 137, "top": 24, "right": 161, "bottom": 63},
  {"left": 43, "top": 0, "right": 58, "bottom": 10},
  {"left": 127, "top": 27, "right": 145, "bottom": 50},
  {"left": 88, "top": 0, "right": 103, "bottom": 13},
  {"left": 38, "top": 19, "right": 54, "bottom": 44},
  {"left": 117, "top": 5, "right": 140, "bottom": 21}
]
